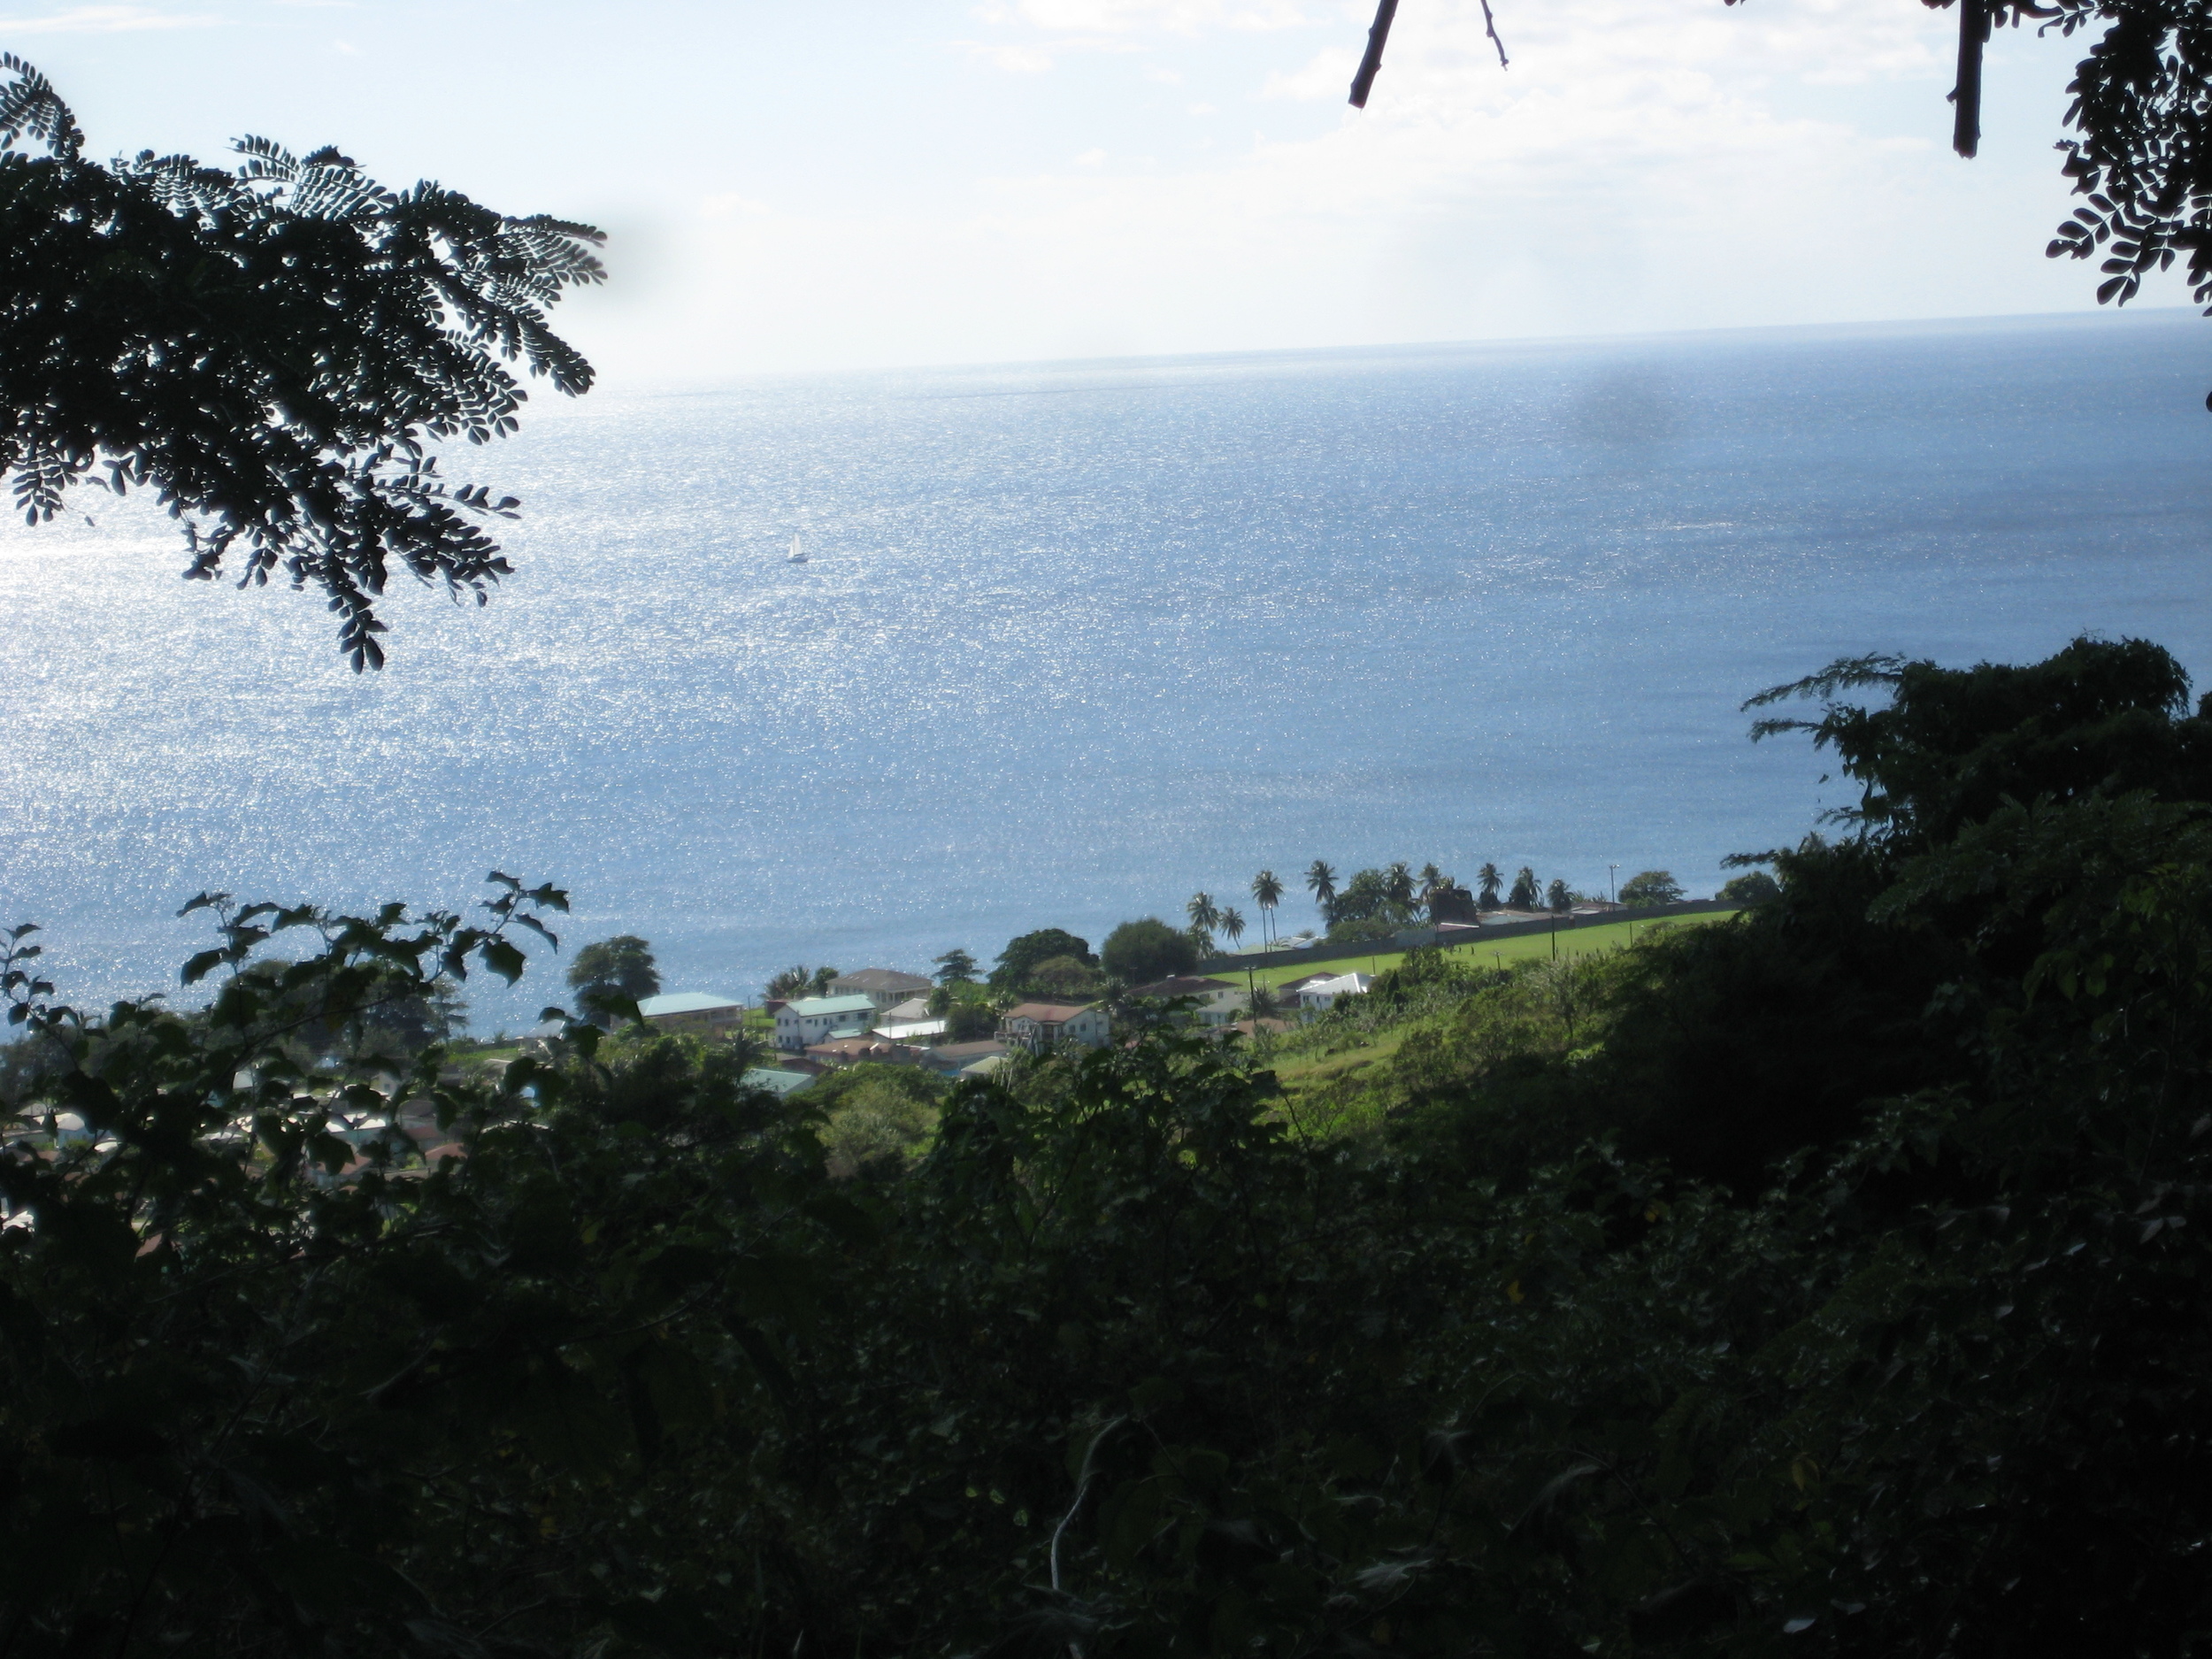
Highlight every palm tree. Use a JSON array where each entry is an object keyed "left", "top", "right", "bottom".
[
  {"left": 1187, "top": 891, "right": 1219, "bottom": 934},
  {"left": 1219, "top": 906, "right": 1247, "bottom": 949},
  {"left": 1251, "top": 870, "right": 1284, "bottom": 948},
  {"left": 1478, "top": 863, "right": 1503, "bottom": 909},
  {"left": 1305, "top": 860, "right": 1338, "bottom": 922},
  {"left": 1185, "top": 892, "right": 1219, "bottom": 958},
  {"left": 1384, "top": 861, "right": 1416, "bottom": 911},
  {"left": 1508, "top": 866, "right": 1540, "bottom": 909},
  {"left": 1547, "top": 878, "right": 1571, "bottom": 913},
  {"left": 1417, "top": 863, "right": 1445, "bottom": 898}
]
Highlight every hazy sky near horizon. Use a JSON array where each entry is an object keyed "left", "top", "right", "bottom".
[{"left": 2, "top": 0, "right": 2140, "bottom": 381}]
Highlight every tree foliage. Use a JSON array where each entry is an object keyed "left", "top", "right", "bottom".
[
  {"left": 1099, "top": 917, "right": 1199, "bottom": 984},
  {"left": 1717, "top": 867, "right": 1782, "bottom": 905},
  {"left": 991, "top": 928, "right": 1096, "bottom": 994},
  {"left": 565, "top": 933, "right": 660, "bottom": 1019},
  {"left": 1617, "top": 868, "right": 1685, "bottom": 907},
  {"left": 0, "top": 57, "right": 602, "bottom": 667}
]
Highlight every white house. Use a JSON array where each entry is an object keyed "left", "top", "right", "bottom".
[
  {"left": 1126, "top": 975, "right": 1248, "bottom": 1026},
  {"left": 997, "top": 1002, "right": 1111, "bottom": 1053},
  {"left": 826, "top": 968, "right": 934, "bottom": 1013},
  {"left": 872, "top": 1017, "right": 949, "bottom": 1044},
  {"left": 1297, "top": 972, "right": 1372, "bottom": 1012},
  {"left": 774, "top": 994, "right": 880, "bottom": 1053}
]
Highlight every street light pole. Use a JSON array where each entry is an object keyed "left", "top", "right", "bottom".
[{"left": 1609, "top": 864, "right": 1618, "bottom": 906}]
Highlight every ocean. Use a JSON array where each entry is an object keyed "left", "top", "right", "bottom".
[{"left": 4, "top": 309, "right": 2209, "bottom": 1031}]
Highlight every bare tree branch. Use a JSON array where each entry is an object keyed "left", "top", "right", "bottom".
[
  {"left": 1951, "top": 0, "right": 1990, "bottom": 157},
  {"left": 1348, "top": 0, "right": 1399, "bottom": 108}
]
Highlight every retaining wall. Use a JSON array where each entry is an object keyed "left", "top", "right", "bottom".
[{"left": 1195, "top": 899, "right": 1741, "bottom": 978}]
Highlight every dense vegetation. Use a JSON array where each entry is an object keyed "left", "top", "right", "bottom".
[{"left": 4, "top": 634, "right": 2209, "bottom": 1655}]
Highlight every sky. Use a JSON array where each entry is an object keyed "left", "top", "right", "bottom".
[{"left": 0, "top": 0, "right": 2128, "bottom": 381}]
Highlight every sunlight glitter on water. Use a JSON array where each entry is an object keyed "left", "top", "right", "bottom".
[{"left": 5, "top": 312, "right": 2211, "bottom": 1027}]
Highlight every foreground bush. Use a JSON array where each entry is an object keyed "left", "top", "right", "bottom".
[{"left": 6, "top": 638, "right": 2212, "bottom": 1656}]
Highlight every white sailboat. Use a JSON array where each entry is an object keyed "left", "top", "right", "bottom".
[{"left": 787, "top": 533, "right": 808, "bottom": 564}]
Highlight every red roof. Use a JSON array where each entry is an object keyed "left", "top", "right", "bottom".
[{"left": 805, "top": 1037, "right": 928, "bottom": 1064}]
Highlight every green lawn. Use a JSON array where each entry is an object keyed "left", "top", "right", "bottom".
[{"left": 1226, "top": 912, "right": 1740, "bottom": 990}]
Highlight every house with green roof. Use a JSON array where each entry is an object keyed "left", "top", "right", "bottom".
[{"left": 773, "top": 994, "right": 879, "bottom": 1054}]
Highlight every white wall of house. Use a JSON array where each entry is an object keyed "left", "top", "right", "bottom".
[
  {"left": 773, "top": 995, "right": 881, "bottom": 1053},
  {"left": 1297, "top": 972, "right": 1372, "bottom": 1011}
]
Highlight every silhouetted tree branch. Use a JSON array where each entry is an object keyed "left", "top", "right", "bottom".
[{"left": 0, "top": 55, "right": 603, "bottom": 667}]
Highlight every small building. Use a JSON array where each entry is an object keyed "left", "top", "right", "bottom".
[
  {"left": 1126, "top": 975, "right": 1247, "bottom": 1026},
  {"left": 775, "top": 994, "right": 882, "bottom": 1053},
  {"left": 741, "top": 1067, "right": 815, "bottom": 1100},
  {"left": 636, "top": 992, "right": 747, "bottom": 1039},
  {"left": 923, "top": 1039, "right": 1010, "bottom": 1077},
  {"left": 879, "top": 995, "right": 934, "bottom": 1025},
  {"left": 1223, "top": 1017, "right": 1293, "bottom": 1040},
  {"left": 804, "top": 1036, "right": 933, "bottom": 1070},
  {"left": 1297, "top": 972, "right": 1372, "bottom": 1012},
  {"left": 997, "top": 1002, "right": 1110, "bottom": 1053},
  {"left": 873, "top": 1017, "right": 949, "bottom": 1044},
  {"left": 826, "top": 968, "right": 935, "bottom": 1013}
]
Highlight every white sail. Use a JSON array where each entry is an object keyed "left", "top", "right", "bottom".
[{"left": 787, "top": 533, "right": 806, "bottom": 564}]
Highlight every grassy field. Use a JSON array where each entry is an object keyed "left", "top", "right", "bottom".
[{"left": 1224, "top": 911, "right": 1740, "bottom": 990}]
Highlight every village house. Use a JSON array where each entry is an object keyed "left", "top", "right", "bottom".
[
  {"left": 1296, "top": 972, "right": 1372, "bottom": 1012},
  {"left": 803, "top": 1035, "right": 933, "bottom": 1070},
  {"left": 826, "top": 968, "right": 934, "bottom": 1013},
  {"left": 872, "top": 1015, "right": 950, "bottom": 1043},
  {"left": 997, "top": 1001, "right": 1110, "bottom": 1053},
  {"left": 741, "top": 1067, "right": 815, "bottom": 1101},
  {"left": 774, "top": 994, "right": 880, "bottom": 1053},
  {"left": 636, "top": 992, "right": 747, "bottom": 1039},
  {"left": 1126, "top": 974, "right": 1248, "bottom": 1027},
  {"left": 922, "top": 1039, "right": 1010, "bottom": 1078}
]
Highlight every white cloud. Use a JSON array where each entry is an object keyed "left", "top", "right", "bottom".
[
  {"left": 0, "top": 4, "right": 223, "bottom": 29},
  {"left": 964, "top": 38, "right": 1059, "bottom": 71},
  {"left": 576, "top": 0, "right": 2089, "bottom": 380}
]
